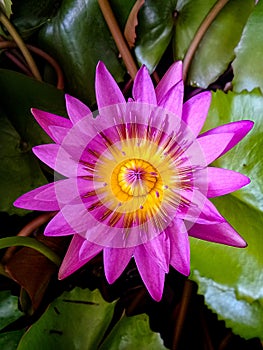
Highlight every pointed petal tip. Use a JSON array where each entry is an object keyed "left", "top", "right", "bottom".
[
  {"left": 95, "top": 61, "right": 125, "bottom": 108},
  {"left": 96, "top": 60, "right": 106, "bottom": 73},
  {"left": 132, "top": 64, "right": 157, "bottom": 105}
]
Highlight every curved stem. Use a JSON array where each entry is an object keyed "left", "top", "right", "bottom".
[
  {"left": 0, "top": 41, "right": 64, "bottom": 89},
  {"left": 2, "top": 212, "right": 55, "bottom": 263},
  {"left": 98, "top": 0, "right": 138, "bottom": 79},
  {"left": 0, "top": 236, "right": 61, "bottom": 266},
  {"left": 27, "top": 45, "right": 65, "bottom": 90},
  {"left": 183, "top": 0, "right": 230, "bottom": 82},
  {"left": 0, "top": 262, "right": 11, "bottom": 278},
  {"left": 0, "top": 10, "right": 42, "bottom": 81}
]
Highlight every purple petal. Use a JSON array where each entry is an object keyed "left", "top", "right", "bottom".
[
  {"left": 143, "top": 233, "right": 170, "bottom": 273},
  {"left": 134, "top": 244, "right": 165, "bottom": 301},
  {"left": 132, "top": 65, "right": 157, "bottom": 105},
  {"left": 200, "top": 120, "right": 254, "bottom": 157},
  {"left": 206, "top": 167, "right": 250, "bottom": 197},
  {"left": 65, "top": 94, "right": 91, "bottom": 124},
  {"left": 14, "top": 182, "right": 59, "bottom": 211},
  {"left": 177, "top": 190, "right": 225, "bottom": 225},
  {"left": 157, "top": 80, "right": 184, "bottom": 119},
  {"left": 103, "top": 247, "right": 134, "bottom": 284},
  {"left": 44, "top": 203, "right": 90, "bottom": 237},
  {"left": 95, "top": 61, "right": 125, "bottom": 109},
  {"left": 44, "top": 211, "right": 76, "bottom": 236},
  {"left": 78, "top": 239, "right": 103, "bottom": 260},
  {"left": 33, "top": 144, "right": 86, "bottom": 177},
  {"left": 188, "top": 221, "right": 247, "bottom": 247},
  {"left": 166, "top": 219, "right": 190, "bottom": 276},
  {"left": 155, "top": 61, "right": 183, "bottom": 102},
  {"left": 58, "top": 235, "right": 101, "bottom": 279},
  {"left": 196, "top": 133, "right": 234, "bottom": 165},
  {"left": 31, "top": 108, "right": 72, "bottom": 144},
  {"left": 182, "top": 92, "right": 211, "bottom": 136}
]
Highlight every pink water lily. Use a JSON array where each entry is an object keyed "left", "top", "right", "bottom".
[{"left": 14, "top": 61, "right": 253, "bottom": 301}]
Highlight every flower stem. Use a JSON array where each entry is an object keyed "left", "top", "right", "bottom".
[
  {"left": 2, "top": 212, "right": 55, "bottom": 263},
  {"left": 172, "top": 279, "right": 194, "bottom": 349},
  {"left": 0, "top": 236, "right": 61, "bottom": 266},
  {"left": 183, "top": 0, "right": 230, "bottom": 82},
  {"left": 0, "top": 262, "right": 11, "bottom": 278},
  {"left": 0, "top": 9, "right": 42, "bottom": 81},
  {"left": 98, "top": 0, "right": 138, "bottom": 79}
]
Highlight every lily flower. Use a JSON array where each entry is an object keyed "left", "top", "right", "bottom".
[{"left": 14, "top": 61, "right": 253, "bottom": 301}]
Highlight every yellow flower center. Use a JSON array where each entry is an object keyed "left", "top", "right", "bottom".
[{"left": 111, "top": 158, "right": 161, "bottom": 201}]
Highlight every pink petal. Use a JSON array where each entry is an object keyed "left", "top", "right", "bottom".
[
  {"left": 58, "top": 235, "right": 101, "bottom": 279},
  {"left": 166, "top": 219, "right": 190, "bottom": 276},
  {"left": 31, "top": 108, "right": 72, "bottom": 144},
  {"left": 155, "top": 61, "right": 183, "bottom": 102},
  {"left": 65, "top": 94, "right": 92, "bottom": 124},
  {"left": 95, "top": 61, "right": 125, "bottom": 109},
  {"left": 206, "top": 167, "right": 250, "bottom": 197},
  {"left": 200, "top": 120, "right": 254, "bottom": 157},
  {"left": 196, "top": 133, "right": 234, "bottom": 165},
  {"left": 14, "top": 182, "right": 59, "bottom": 211},
  {"left": 157, "top": 80, "right": 184, "bottom": 119},
  {"left": 134, "top": 244, "right": 165, "bottom": 301},
  {"left": 188, "top": 221, "right": 247, "bottom": 247},
  {"left": 177, "top": 190, "right": 225, "bottom": 225},
  {"left": 78, "top": 239, "right": 103, "bottom": 260},
  {"left": 132, "top": 65, "right": 157, "bottom": 105},
  {"left": 44, "top": 203, "right": 90, "bottom": 237},
  {"left": 143, "top": 233, "right": 170, "bottom": 273},
  {"left": 32, "top": 144, "right": 86, "bottom": 177},
  {"left": 103, "top": 247, "right": 135, "bottom": 284},
  {"left": 44, "top": 211, "right": 77, "bottom": 237},
  {"left": 182, "top": 92, "right": 211, "bottom": 136}
]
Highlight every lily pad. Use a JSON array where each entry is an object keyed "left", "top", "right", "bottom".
[
  {"left": 9, "top": 0, "right": 59, "bottom": 38},
  {"left": 0, "top": 113, "right": 47, "bottom": 215},
  {"left": 17, "top": 287, "right": 167, "bottom": 350},
  {"left": 38, "top": 0, "right": 128, "bottom": 106},
  {"left": 100, "top": 313, "right": 168, "bottom": 350},
  {"left": 0, "top": 330, "right": 25, "bottom": 350},
  {"left": 174, "top": 0, "right": 254, "bottom": 87},
  {"left": 190, "top": 90, "right": 263, "bottom": 339},
  {"left": 0, "top": 69, "right": 67, "bottom": 147},
  {"left": 0, "top": 290, "right": 23, "bottom": 330},
  {"left": 135, "top": 0, "right": 177, "bottom": 72},
  {"left": 232, "top": 0, "right": 263, "bottom": 93},
  {"left": 0, "top": 70, "right": 68, "bottom": 214},
  {"left": 0, "top": 290, "right": 24, "bottom": 350}
]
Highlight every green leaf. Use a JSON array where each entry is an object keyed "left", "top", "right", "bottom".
[
  {"left": 0, "top": 70, "right": 67, "bottom": 214},
  {"left": 174, "top": 0, "right": 255, "bottom": 87},
  {"left": 0, "top": 236, "right": 61, "bottom": 266},
  {"left": 0, "top": 69, "right": 67, "bottom": 147},
  {"left": 17, "top": 288, "right": 167, "bottom": 350},
  {"left": 0, "top": 290, "right": 25, "bottom": 350},
  {"left": 38, "top": 0, "right": 128, "bottom": 106},
  {"left": 0, "top": 0, "right": 12, "bottom": 18},
  {"left": 203, "top": 90, "right": 263, "bottom": 212},
  {"left": 174, "top": 0, "right": 216, "bottom": 60},
  {"left": 232, "top": 1, "right": 263, "bottom": 93},
  {"left": 9, "top": 0, "right": 58, "bottom": 38},
  {"left": 0, "top": 330, "right": 25, "bottom": 350},
  {"left": 100, "top": 313, "right": 168, "bottom": 350},
  {"left": 135, "top": 0, "right": 177, "bottom": 72},
  {"left": 17, "top": 288, "right": 116, "bottom": 350},
  {"left": 190, "top": 90, "right": 263, "bottom": 340},
  {"left": 0, "top": 113, "right": 47, "bottom": 215},
  {"left": 0, "top": 290, "right": 23, "bottom": 330}
]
